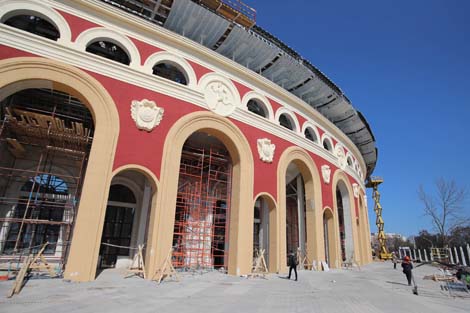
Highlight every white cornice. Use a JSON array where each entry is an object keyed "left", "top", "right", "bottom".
[{"left": 0, "top": 24, "right": 365, "bottom": 189}]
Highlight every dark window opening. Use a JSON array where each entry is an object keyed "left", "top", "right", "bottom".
[
  {"left": 304, "top": 128, "right": 317, "bottom": 142},
  {"left": 279, "top": 114, "right": 293, "bottom": 131},
  {"left": 4, "top": 14, "right": 60, "bottom": 41},
  {"left": 247, "top": 99, "right": 266, "bottom": 118},
  {"left": 152, "top": 63, "right": 188, "bottom": 85},
  {"left": 86, "top": 40, "right": 130, "bottom": 65},
  {"left": 323, "top": 140, "right": 332, "bottom": 151}
]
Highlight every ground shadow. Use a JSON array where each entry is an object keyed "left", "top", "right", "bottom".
[{"left": 386, "top": 281, "right": 409, "bottom": 286}]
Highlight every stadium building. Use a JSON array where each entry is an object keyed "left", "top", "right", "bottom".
[{"left": 0, "top": 0, "right": 376, "bottom": 281}]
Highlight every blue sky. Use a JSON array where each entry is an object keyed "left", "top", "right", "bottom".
[{"left": 249, "top": 0, "right": 470, "bottom": 237}]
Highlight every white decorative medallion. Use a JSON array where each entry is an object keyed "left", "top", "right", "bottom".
[
  {"left": 321, "top": 165, "right": 331, "bottom": 184},
  {"left": 204, "top": 81, "right": 236, "bottom": 117},
  {"left": 352, "top": 183, "right": 359, "bottom": 198},
  {"left": 335, "top": 145, "right": 346, "bottom": 170},
  {"left": 257, "top": 138, "right": 275, "bottom": 163},
  {"left": 131, "top": 99, "right": 164, "bottom": 132}
]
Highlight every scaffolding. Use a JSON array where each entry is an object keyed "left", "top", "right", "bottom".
[
  {"left": 0, "top": 89, "right": 93, "bottom": 273},
  {"left": 366, "top": 176, "right": 392, "bottom": 260},
  {"left": 172, "top": 143, "right": 232, "bottom": 271}
]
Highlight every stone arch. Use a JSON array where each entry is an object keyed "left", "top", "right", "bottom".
[
  {"left": 75, "top": 27, "right": 141, "bottom": 68},
  {"left": 277, "top": 146, "right": 322, "bottom": 272},
  {"left": 143, "top": 51, "right": 197, "bottom": 88},
  {"left": 301, "top": 121, "right": 320, "bottom": 144},
  {"left": 241, "top": 91, "right": 274, "bottom": 121},
  {"left": 147, "top": 111, "right": 254, "bottom": 277},
  {"left": 274, "top": 107, "right": 300, "bottom": 133},
  {"left": 321, "top": 133, "right": 333, "bottom": 152},
  {"left": 253, "top": 192, "right": 277, "bottom": 272},
  {"left": 0, "top": 0, "right": 72, "bottom": 44},
  {"left": 331, "top": 170, "right": 357, "bottom": 264},
  {"left": 0, "top": 57, "right": 120, "bottom": 281},
  {"left": 99, "top": 165, "right": 159, "bottom": 273}
]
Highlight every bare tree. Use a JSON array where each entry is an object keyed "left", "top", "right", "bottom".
[{"left": 418, "top": 178, "right": 469, "bottom": 247}]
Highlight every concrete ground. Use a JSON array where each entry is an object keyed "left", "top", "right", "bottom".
[{"left": 0, "top": 262, "right": 468, "bottom": 313}]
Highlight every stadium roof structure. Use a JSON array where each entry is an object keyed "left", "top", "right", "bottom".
[{"left": 102, "top": 0, "right": 377, "bottom": 177}]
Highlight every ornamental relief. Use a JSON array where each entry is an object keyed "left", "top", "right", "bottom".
[
  {"left": 204, "top": 81, "right": 237, "bottom": 117},
  {"left": 321, "top": 165, "right": 331, "bottom": 184},
  {"left": 131, "top": 99, "right": 164, "bottom": 132},
  {"left": 335, "top": 145, "right": 347, "bottom": 170},
  {"left": 352, "top": 183, "right": 359, "bottom": 198},
  {"left": 257, "top": 138, "right": 275, "bottom": 163}
]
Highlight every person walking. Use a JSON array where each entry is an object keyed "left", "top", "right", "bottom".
[
  {"left": 401, "top": 255, "right": 413, "bottom": 286},
  {"left": 287, "top": 251, "right": 298, "bottom": 281},
  {"left": 392, "top": 251, "right": 398, "bottom": 269}
]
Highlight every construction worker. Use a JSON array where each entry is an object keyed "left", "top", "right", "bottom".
[
  {"left": 287, "top": 251, "right": 298, "bottom": 281},
  {"left": 401, "top": 255, "right": 413, "bottom": 286},
  {"left": 392, "top": 252, "right": 398, "bottom": 269}
]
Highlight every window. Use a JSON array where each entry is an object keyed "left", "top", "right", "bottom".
[
  {"left": 4, "top": 14, "right": 60, "bottom": 41},
  {"left": 304, "top": 127, "right": 318, "bottom": 143},
  {"left": 347, "top": 157, "right": 353, "bottom": 167},
  {"left": 152, "top": 62, "right": 188, "bottom": 85},
  {"left": 323, "top": 139, "right": 332, "bottom": 152},
  {"left": 3, "top": 175, "right": 67, "bottom": 254},
  {"left": 279, "top": 114, "right": 294, "bottom": 130},
  {"left": 247, "top": 99, "right": 267, "bottom": 118},
  {"left": 86, "top": 40, "right": 130, "bottom": 65}
]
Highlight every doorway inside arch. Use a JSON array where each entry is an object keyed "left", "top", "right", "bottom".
[
  {"left": 253, "top": 196, "right": 270, "bottom": 268},
  {"left": 172, "top": 132, "right": 232, "bottom": 270},
  {"left": 99, "top": 184, "right": 136, "bottom": 269},
  {"left": 323, "top": 209, "right": 335, "bottom": 266},
  {"left": 0, "top": 88, "right": 94, "bottom": 269},
  {"left": 336, "top": 182, "right": 353, "bottom": 262},
  {"left": 285, "top": 163, "right": 307, "bottom": 261}
]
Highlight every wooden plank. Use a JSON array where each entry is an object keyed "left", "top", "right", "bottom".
[{"left": 7, "top": 255, "right": 32, "bottom": 298}]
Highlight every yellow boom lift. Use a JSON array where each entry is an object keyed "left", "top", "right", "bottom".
[{"left": 366, "top": 176, "right": 392, "bottom": 260}]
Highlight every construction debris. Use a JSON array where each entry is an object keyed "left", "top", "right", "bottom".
[
  {"left": 7, "top": 242, "right": 57, "bottom": 298},
  {"left": 248, "top": 249, "right": 268, "bottom": 278}
]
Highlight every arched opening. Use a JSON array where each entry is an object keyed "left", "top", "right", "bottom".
[
  {"left": 172, "top": 132, "right": 232, "bottom": 270},
  {"left": 279, "top": 113, "right": 294, "bottom": 131},
  {"left": 0, "top": 87, "right": 94, "bottom": 269},
  {"left": 247, "top": 99, "right": 267, "bottom": 118},
  {"left": 336, "top": 181, "right": 354, "bottom": 262},
  {"left": 252, "top": 195, "right": 276, "bottom": 271},
  {"left": 304, "top": 127, "right": 318, "bottom": 143},
  {"left": 3, "top": 14, "right": 60, "bottom": 41},
  {"left": 285, "top": 163, "right": 307, "bottom": 264},
  {"left": 323, "top": 209, "right": 335, "bottom": 266},
  {"left": 98, "top": 169, "right": 154, "bottom": 272},
  {"left": 86, "top": 40, "right": 130, "bottom": 65},
  {"left": 323, "top": 138, "right": 333, "bottom": 152},
  {"left": 98, "top": 184, "right": 136, "bottom": 269},
  {"left": 152, "top": 62, "right": 188, "bottom": 85}
]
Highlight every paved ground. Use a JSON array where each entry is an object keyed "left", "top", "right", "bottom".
[{"left": 0, "top": 262, "right": 468, "bottom": 313}]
